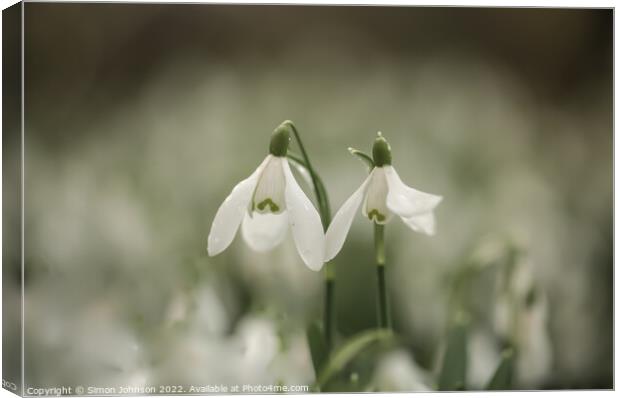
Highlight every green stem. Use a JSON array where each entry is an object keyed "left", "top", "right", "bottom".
[
  {"left": 287, "top": 152, "right": 330, "bottom": 223},
  {"left": 324, "top": 263, "right": 335, "bottom": 350},
  {"left": 286, "top": 122, "right": 335, "bottom": 350},
  {"left": 285, "top": 122, "right": 330, "bottom": 228},
  {"left": 374, "top": 223, "right": 390, "bottom": 330}
]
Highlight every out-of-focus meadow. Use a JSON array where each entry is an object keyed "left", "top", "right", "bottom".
[{"left": 4, "top": 4, "right": 612, "bottom": 391}]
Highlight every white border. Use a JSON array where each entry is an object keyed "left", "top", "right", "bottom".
[{"left": 0, "top": 2, "right": 615, "bottom": 398}]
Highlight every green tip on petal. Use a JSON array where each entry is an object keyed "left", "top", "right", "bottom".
[
  {"left": 269, "top": 121, "right": 292, "bottom": 157},
  {"left": 372, "top": 131, "right": 392, "bottom": 167}
]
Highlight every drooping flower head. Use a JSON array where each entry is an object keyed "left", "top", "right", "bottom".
[
  {"left": 325, "top": 132, "right": 442, "bottom": 262},
  {"left": 207, "top": 121, "right": 325, "bottom": 270}
]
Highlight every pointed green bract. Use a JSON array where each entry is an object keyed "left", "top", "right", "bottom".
[{"left": 348, "top": 147, "right": 375, "bottom": 169}]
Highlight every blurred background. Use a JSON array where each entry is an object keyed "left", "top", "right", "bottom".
[{"left": 3, "top": 3, "right": 612, "bottom": 391}]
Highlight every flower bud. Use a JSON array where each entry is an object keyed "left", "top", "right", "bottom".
[
  {"left": 372, "top": 132, "right": 392, "bottom": 167},
  {"left": 269, "top": 121, "right": 292, "bottom": 157}
]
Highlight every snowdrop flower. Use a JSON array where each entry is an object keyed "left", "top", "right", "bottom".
[
  {"left": 325, "top": 133, "right": 442, "bottom": 262},
  {"left": 207, "top": 122, "right": 325, "bottom": 271},
  {"left": 493, "top": 257, "right": 552, "bottom": 388},
  {"left": 373, "top": 349, "right": 433, "bottom": 391}
]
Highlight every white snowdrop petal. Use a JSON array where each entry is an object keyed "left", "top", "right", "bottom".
[
  {"left": 325, "top": 172, "right": 373, "bottom": 262},
  {"left": 241, "top": 211, "right": 288, "bottom": 252},
  {"left": 282, "top": 158, "right": 326, "bottom": 271},
  {"left": 402, "top": 211, "right": 436, "bottom": 236},
  {"left": 207, "top": 156, "right": 270, "bottom": 256},
  {"left": 288, "top": 158, "right": 313, "bottom": 188},
  {"left": 384, "top": 166, "right": 442, "bottom": 217},
  {"left": 363, "top": 167, "right": 393, "bottom": 224},
  {"left": 252, "top": 156, "right": 286, "bottom": 214}
]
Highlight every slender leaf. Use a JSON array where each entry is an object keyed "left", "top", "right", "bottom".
[
  {"left": 316, "top": 329, "right": 393, "bottom": 388},
  {"left": 486, "top": 348, "right": 515, "bottom": 390},
  {"left": 438, "top": 315, "right": 469, "bottom": 391},
  {"left": 287, "top": 152, "right": 306, "bottom": 168},
  {"left": 306, "top": 321, "right": 329, "bottom": 377}
]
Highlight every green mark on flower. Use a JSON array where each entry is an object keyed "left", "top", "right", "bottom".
[
  {"left": 269, "top": 121, "right": 292, "bottom": 157},
  {"left": 372, "top": 132, "right": 392, "bottom": 167},
  {"left": 367, "top": 209, "right": 386, "bottom": 222},
  {"left": 256, "top": 198, "right": 280, "bottom": 213}
]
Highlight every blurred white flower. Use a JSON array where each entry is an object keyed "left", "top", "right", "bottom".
[
  {"left": 325, "top": 133, "right": 442, "bottom": 261},
  {"left": 69, "top": 301, "right": 150, "bottom": 387},
  {"left": 373, "top": 350, "right": 433, "bottom": 391},
  {"left": 236, "top": 316, "right": 280, "bottom": 369},
  {"left": 231, "top": 316, "right": 313, "bottom": 385},
  {"left": 270, "top": 333, "right": 315, "bottom": 385},
  {"left": 164, "top": 285, "right": 232, "bottom": 336},
  {"left": 164, "top": 291, "right": 190, "bottom": 326},
  {"left": 516, "top": 292, "right": 552, "bottom": 388},
  {"left": 467, "top": 328, "right": 502, "bottom": 389},
  {"left": 207, "top": 124, "right": 325, "bottom": 271},
  {"left": 493, "top": 257, "right": 553, "bottom": 388},
  {"left": 154, "top": 314, "right": 307, "bottom": 387}
]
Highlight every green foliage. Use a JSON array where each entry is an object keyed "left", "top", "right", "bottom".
[
  {"left": 306, "top": 321, "right": 329, "bottom": 378},
  {"left": 486, "top": 348, "right": 515, "bottom": 390},
  {"left": 438, "top": 314, "right": 469, "bottom": 391},
  {"left": 314, "top": 329, "right": 394, "bottom": 391}
]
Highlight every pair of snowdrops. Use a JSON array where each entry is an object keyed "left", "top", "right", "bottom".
[{"left": 207, "top": 122, "right": 442, "bottom": 270}]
